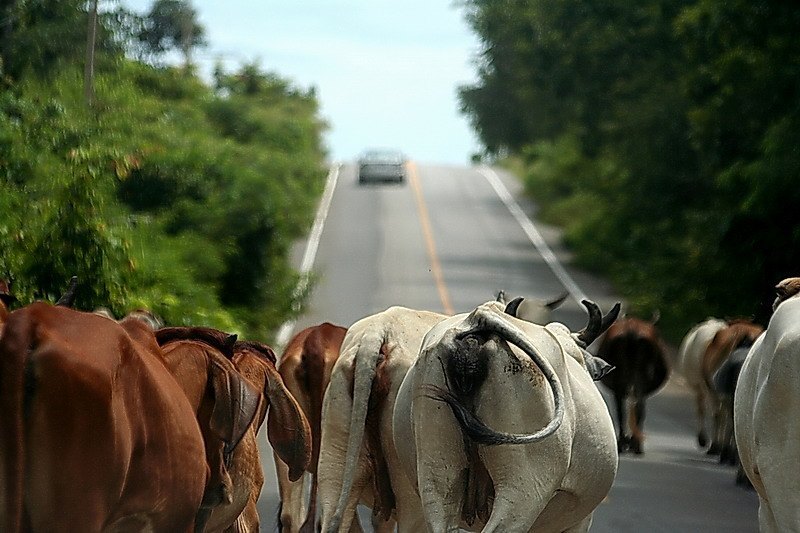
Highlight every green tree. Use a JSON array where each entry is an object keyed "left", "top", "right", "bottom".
[
  {"left": 675, "top": 0, "right": 800, "bottom": 323},
  {"left": 23, "top": 153, "right": 131, "bottom": 311},
  {"left": 138, "top": 0, "right": 206, "bottom": 66}
]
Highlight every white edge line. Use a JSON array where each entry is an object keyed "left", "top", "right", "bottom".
[
  {"left": 477, "top": 165, "right": 588, "bottom": 306},
  {"left": 274, "top": 163, "right": 341, "bottom": 350}
]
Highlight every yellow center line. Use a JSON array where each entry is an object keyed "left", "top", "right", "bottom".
[{"left": 407, "top": 161, "right": 454, "bottom": 315}]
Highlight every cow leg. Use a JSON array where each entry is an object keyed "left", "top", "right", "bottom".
[
  {"left": 560, "top": 514, "right": 592, "bottom": 533},
  {"left": 413, "top": 369, "right": 468, "bottom": 532},
  {"left": 274, "top": 451, "right": 307, "bottom": 532},
  {"left": 707, "top": 394, "right": 723, "bottom": 455},
  {"left": 613, "top": 391, "right": 629, "bottom": 452},
  {"left": 694, "top": 387, "right": 708, "bottom": 448},
  {"left": 735, "top": 466, "right": 752, "bottom": 488},
  {"left": 298, "top": 473, "right": 318, "bottom": 533},
  {"left": 371, "top": 514, "right": 395, "bottom": 533},
  {"left": 481, "top": 485, "right": 548, "bottom": 533},
  {"left": 326, "top": 464, "right": 371, "bottom": 533},
  {"left": 225, "top": 498, "right": 259, "bottom": 533},
  {"left": 390, "top": 470, "right": 427, "bottom": 533},
  {"left": 629, "top": 396, "right": 646, "bottom": 455},
  {"left": 757, "top": 498, "right": 781, "bottom": 533},
  {"left": 718, "top": 396, "right": 736, "bottom": 465}
]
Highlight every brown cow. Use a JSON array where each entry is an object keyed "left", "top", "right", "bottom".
[
  {"left": 597, "top": 314, "right": 670, "bottom": 454},
  {"left": 275, "top": 322, "right": 346, "bottom": 533},
  {"left": 0, "top": 302, "right": 208, "bottom": 532},
  {"left": 209, "top": 339, "right": 313, "bottom": 533},
  {"left": 154, "top": 327, "right": 264, "bottom": 532},
  {"left": 701, "top": 319, "right": 763, "bottom": 456}
]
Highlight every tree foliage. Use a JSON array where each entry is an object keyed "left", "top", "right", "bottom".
[
  {"left": 0, "top": 2, "right": 327, "bottom": 341},
  {"left": 460, "top": 0, "right": 800, "bottom": 339},
  {"left": 137, "top": 0, "right": 206, "bottom": 64}
]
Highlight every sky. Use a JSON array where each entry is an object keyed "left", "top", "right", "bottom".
[{"left": 121, "top": 1, "right": 483, "bottom": 165}]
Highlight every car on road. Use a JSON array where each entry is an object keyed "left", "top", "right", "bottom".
[{"left": 358, "top": 149, "right": 406, "bottom": 184}]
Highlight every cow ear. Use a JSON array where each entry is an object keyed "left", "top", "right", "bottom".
[
  {"left": 264, "top": 363, "right": 312, "bottom": 482},
  {"left": 209, "top": 358, "right": 261, "bottom": 451}
]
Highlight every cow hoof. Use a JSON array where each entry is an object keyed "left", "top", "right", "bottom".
[
  {"left": 617, "top": 436, "right": 631, "bottom": 453},
  {"left": 719, "top": 447, "right": 737, "bottom": 465},
  {"left": 698, "top": 433, "right": 708, "bottom": 448},
  {"left": 735, "top": 468, "right": 753, "bottom": 489},
  {"left": 630, "top": 438, "right": 643, "bottom": 455},
  {"left": 707, "top": 443, "right": 721, "bottom": 455}
]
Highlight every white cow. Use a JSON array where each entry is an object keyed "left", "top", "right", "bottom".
[
  {"left": 316, "top": 306, "right": 446, "bottom": 533},
  {"left": 735, "top": 285, "right": 800, "bottom": 531},
  {"left": 392, "top": 299, "right": 619, "bottom": 533},
  {"left": 677, "top": 317, "right": 728, "bottom": 448}
]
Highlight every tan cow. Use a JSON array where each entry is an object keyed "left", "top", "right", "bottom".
[
  {"left": 0, "top": 303, "right": 208, "bottom": 532},
  {"left": 392, "top": 299, "right": 619, "bottom": 532},
  {"left": 701, "top": 320, "right": 763, "bottom": 455},
  {"left": 677, "top": 317, "right": 729, "bottom": 448},
  {"left": 735, "top": 284, "right": 800, "bottom": 531},
  {"left": 317, "top": 307, "right": 447, "bottom": 533},
  {"left": 275, "top": 323, "right": 347, "bottom": 532}
]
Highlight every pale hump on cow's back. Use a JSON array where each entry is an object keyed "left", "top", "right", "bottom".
[{"left": 773, "top": 276, "right": 800, "bottom": 311}]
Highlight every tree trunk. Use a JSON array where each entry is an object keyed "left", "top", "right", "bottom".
[
  {"left": 181, "top": 2, "right": 192, "bottom": 71},
  {"left": 84, "top": 0, "right": 98, "bottom": 107}
]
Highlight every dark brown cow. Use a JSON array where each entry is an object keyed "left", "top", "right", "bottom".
[
  {"left": 597, "top": 314, "right": 670, "bottom": 454},
  {"left": 0, "top": 302, "right": 208, "bottom": 532},
  {"left": 154, "top": 327, "right": 263, "bottom": 532},
  {"left": 275, "top": 322, "right": 346, "bottom": 533},
  {"left": 701, "top": 320, "right": 763, "bottom": 456}
]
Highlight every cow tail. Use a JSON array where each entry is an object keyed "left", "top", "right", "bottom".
[
  {"left": 0, "top": 312, "right": 33, "bottom": 532},
  {"left": 428, "top": 310, "right": 565, "bottom": 446},
  {"left": 328, "top": 331, "right": 384, "bottom": 533}
]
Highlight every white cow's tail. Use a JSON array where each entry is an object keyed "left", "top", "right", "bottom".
[
  {"left": 427, "top": 310, "right": 565, "bottom": 445},
  {"left": 327, "top": 331, "right": 384, "bottom": 533}
]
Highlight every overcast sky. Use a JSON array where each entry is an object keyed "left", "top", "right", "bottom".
[{"left": 121, "top": 1, "right": 483, "bottom": 165}]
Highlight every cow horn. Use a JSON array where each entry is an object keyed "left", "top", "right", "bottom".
[
  {"left": 576, "top": 300, "right": 620, "bottom": 347},
  {"left": 442, "top": 310, "right": 565, "bottom": 445},
  {"left": 55, "top": 276, "right": 79, "bottom": 307},
  {"left": 495, "top": 290, "right": 506, "bottom": 304},
  {"left": 601, "top": 302, "right": 622, "bottom": 332},
  {"left": 503, "top": 296, "right": 524, "bottom": 317}
]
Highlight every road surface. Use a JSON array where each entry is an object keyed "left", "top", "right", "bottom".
[{"left": 257, "top": 162, "right": 758, "bottom": 532}]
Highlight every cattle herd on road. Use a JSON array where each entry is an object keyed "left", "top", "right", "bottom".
[{"left": 0, "top": 276, "right": 798, "bottom": 532}]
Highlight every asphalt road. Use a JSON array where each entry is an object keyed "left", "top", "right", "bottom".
[{"left": 256, "top": 162, "right": 759, "bottom": 532}]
